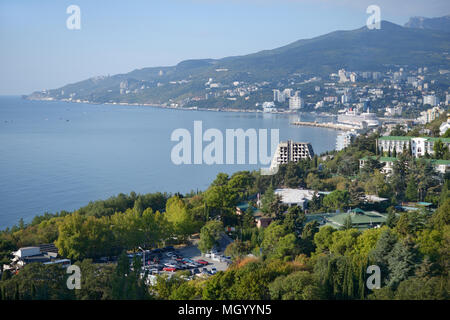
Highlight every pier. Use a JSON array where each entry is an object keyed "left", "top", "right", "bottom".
[{"left": 290, "top": 121, "right": 357, "bottom": 131}]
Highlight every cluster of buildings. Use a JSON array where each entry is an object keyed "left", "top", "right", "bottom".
[
  {"left": 3, "top": 244, "right": 70, "bottom": 273},
  {"left": 237, "top": 189, "right": 389, "bottom": 231},
  {"left": 417, "top": 106, "right": 445, "bottom": 124},
  {"left": 359, "top": 155, "right": 450, "bottom": 176},
  {"left": 265, "top": 88, "right": 304, "bottom": 113}
]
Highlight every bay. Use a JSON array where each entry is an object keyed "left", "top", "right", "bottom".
[{"left": 0, "top": 96, "right": 338, "bottom": 228}]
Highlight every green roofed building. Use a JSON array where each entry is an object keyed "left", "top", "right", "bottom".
[
  {"left": 360, "top": 156, "right": 450, "bottom": 175},
  {"left": 377, "top": 136, "right": 450, "bottom": 158},
  {"left": 326, "top": 208, "right": 387, "bottom": 230}
]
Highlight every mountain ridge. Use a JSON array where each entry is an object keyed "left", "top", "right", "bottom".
[{"left": 27, "top": 20, "right": 450, "bottom": 106}]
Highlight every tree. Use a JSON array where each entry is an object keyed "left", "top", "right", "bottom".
[
  {"left": 342, "top": 215, "right": 353, "bottom": 230},
  {"left": 165, "top": 196, "right": 196, "bottom": 240},
  {"left": 111, "top": 251, "right": 149, "bottom": 300},
  {"left": 405, "top": 177, "right": 418, "bottom": 202},
  {"left": 443, "top": 128, "right": 450, "bottom": 138},
  {"left": 430, "top": 197, "right": 450, "bottom": 229},
  {"left": 261, "top": 222, "right": 297, "bottom": 259},
  {"left": 283, "top": 205, "right": 305, "bottom": 235},
  {"left": 198, "top": 220, "right": 223, "bottom": 253},
  {"left": 390, "top": 154, "right": 408, "bottom": 201},
  {"left": 313, "top": 226, "right": 336, "bottom": 254},
  {"left": 323, "top": 190, "right": 350, "bottom": 211},
  {"left": 433, "top": 139, "right": 447, "bottom": 159},
  {"left": 395, "top": 211, "right": 426, "bottom": 237},
  {"left": 268, "top": 271, "right": 325, "bottom": 300},
  {"left": 0, "top": 263, "right": 75, "bottom": 300},
  {"left": 385, "top": 208, "right": 399, "bottom": 228},
  {"left": 369, "top": 229, "right": 398, "bottom": 285},
  {"left": 348, "top": 181, "right": 364, "bottom": 207},
  {"left": 284, "top": 162, "right": 302, "bottom": 188},
  {"left": 224, "top": 240, "right": 251, "bottom": 259},
  {"left": 386, "top": 239, "right": 421, "bottom": 289},
  {"left": 56, "top": 213, "right": 115, "bottom": 260},
  {"left": 75, "top": 259, "right": 115, "bottom": 300}
]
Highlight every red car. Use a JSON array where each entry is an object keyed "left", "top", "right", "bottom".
[
  {"left": 196, "top": 259, "right": 208, "bottom": 265},
  {"left": 163, "top": 267, "right": 176, "bottom": 272}
]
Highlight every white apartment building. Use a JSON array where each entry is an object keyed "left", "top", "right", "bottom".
[
  {"left": 270, "top": 140, "right": 314, "bottom": 170},
  {"left": 336, "top": 131, "right": 358, "bottom": 151},
  {"left": 385, "top": 105, "right": 403, "bottom": 117},
  {"left": 423, "top": 95, "right": 440, "bottom": 106},
  {"left": 289, "top": 93, "right": 303, "bottom": 110},
  {"left": 377, "top": 136, "right": 450, "bottom": 158},
  {"left": 417, "top": 106, "right": 444, "bottom": 124},
  {"left": 338, "top": 69, "right": 348, "bottom": 83}
]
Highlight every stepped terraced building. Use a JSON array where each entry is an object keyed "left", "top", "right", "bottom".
[{"left": 270, "top": 140, "right": 314, "bottom": 170}]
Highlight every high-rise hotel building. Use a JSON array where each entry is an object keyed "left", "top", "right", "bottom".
[{"left": 270, "top": 140, "right": 314, "bottom": 170}]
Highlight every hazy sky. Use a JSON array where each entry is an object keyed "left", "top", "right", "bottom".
[{"left": 0, "top": 0, "right": 449, "bottom": 95}]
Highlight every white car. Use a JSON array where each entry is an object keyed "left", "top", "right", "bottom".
[
  {"left": 164, "top": 263, "right": 177, "bottom": 268},
  {"left": 210, "top": 267, "right": 217, "bottom": 275}
]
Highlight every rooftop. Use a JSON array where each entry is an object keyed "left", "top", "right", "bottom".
[
  {"left": 378, "top": 136, "right": 450, "bottom": 143},
  {"left": 327, "top": 209, "right": 387, "bottom": 229},
  {"left": 360, "top": 156, "right": 450, "bottom": 165},
  {"left": 274, "top": 188, "right": 316, "bottom": 204}
]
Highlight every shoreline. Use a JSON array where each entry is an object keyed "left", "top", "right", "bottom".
[{"left": 23, "top": 96, "right": 336, "bottom": 118}]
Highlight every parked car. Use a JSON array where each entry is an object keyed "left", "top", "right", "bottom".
[
  {"left": 163, "top": 267, "right": 176, "bottom": 272},
  {"left": 164, "top": 246, "right": 175, "bottom": 252},
  {"left": 164, "top": 263, "right": 177, "bottom": 268},
  {"left": 186, "top": 263, "right": 197, "bottom": 268},
  {"left": 152, "top": 248, "right": 162, "bottom": 254},
  {"left": 192, "top": 268, "right": 201, "bottom": 275},
  {"left": 211, "top": 267, "right": 217, "bottom": 274},
  {"left": 201, "top": 268, "right": 210, "bottom": 275},
  {"left": 196, "top": 259, "right": 208, "bottom": 265}
]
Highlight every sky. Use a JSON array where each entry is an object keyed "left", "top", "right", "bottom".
[{"left": 0, "top": 0, "right": 449, "bottom": 95}]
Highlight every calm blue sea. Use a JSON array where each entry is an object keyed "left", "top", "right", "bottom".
[{"left": 0, "top": 96, "right": 338, "bottom": 228}]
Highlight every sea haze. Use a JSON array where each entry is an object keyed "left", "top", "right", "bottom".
[{"left": 0, "top": 96, "right": 338, "bottom": 228}]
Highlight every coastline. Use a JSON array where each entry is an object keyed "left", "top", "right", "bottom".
[{"left": 23, "top": 96, "right": 336, "bottom": 118}]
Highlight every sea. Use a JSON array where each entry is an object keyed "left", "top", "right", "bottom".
[{"left": 0, "top": 96, "right": 338, "bottom": 228}]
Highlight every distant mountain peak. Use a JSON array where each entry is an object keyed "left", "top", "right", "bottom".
[{"left": 404, "top": 15, "right": 450, "bottom": 32}]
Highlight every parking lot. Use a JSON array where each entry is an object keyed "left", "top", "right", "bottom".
[{"left": 135, "top": 236, "right": 233, "bottom": 282}]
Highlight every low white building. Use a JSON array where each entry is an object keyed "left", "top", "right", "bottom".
[
  {"left": 336, "top": 131, "right": 358, "bottom": 151},
  {"left": 377, "top": 136, "right": 450, "bottom": 158},
  {"left": 440, "top": 118, "right": 450, "bottom": 136},
  {"left": 360, "top": 156, "right": 450, "bottom": 175},
  {"left": 274, "top": 188, "right": 316, "bottom": 210}
]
